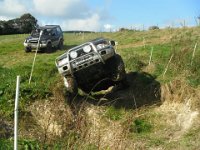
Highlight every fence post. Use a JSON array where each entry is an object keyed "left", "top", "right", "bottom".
[
  {"left": 191, "top": 42, "right": 198, "bottom": 66},
  {"left": 163, "top": 54, "right": 174, "bottom": 78},
  {"left": 148, "top": 47, "right": 154, "bottom": 65},
  {"left": 143, "top": 37, "right": 146, "bottom": 48},
  {"left": 14, "top": 76, "right": 20, "bottom": 150},
  {"left": 29, "top": 30, "right": 43, "bottom": 84}
]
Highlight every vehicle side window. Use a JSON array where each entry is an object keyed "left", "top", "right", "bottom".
[
  {"left": 51, "top": 28, "right": 57, "bottom": 36},
  {"left": 43, "top": 29, "right": 50, "bottom": 35},
  {"left": 56, "top": 27, "right": 62, "bottom": 34}
]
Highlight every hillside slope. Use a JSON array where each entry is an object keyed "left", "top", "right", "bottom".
[{"left": 0, "top": 27, "right": 200, "bottom": 149}]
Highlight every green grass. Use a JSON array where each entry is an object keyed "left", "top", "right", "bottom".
[
  {"left": 130, "top": 118, "right": 152, "bottom": 133},
  {"left": 0, "top": 139, "right": 41, "bottom": 150},
  {"left": 105, "top": 106, "right": 125, "bottom": 121},
  {"left": 0, "top": 27, "right": 200, "bottom": 149}
]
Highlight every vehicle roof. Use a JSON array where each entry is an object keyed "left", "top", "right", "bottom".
[
  {"left": 89, "top": 37, "right": 107, "bottom": 43},
  {"left": 37, "top": 25, "right": 60, "bottom": 30},
  {"left": 67, "top": 37, "right": 108, "bottom": 52}
]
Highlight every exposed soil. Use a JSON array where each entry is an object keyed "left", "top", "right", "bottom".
[{"left": 17, "top": 75, "right": 200, "bottom": 149}]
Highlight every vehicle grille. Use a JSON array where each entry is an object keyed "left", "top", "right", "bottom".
[
  {"left": 71, "top": 52, "right": 100, "bottom": 72},
  {"left": 69, "top": 46, "right": 93, "bottom": 60},
  {"left": 77, "top": 48, "right": 86, "bottom": 57},
  {"left": 29, "top": 40, "right": 38, "bottom": 43},
  {"left": 75, "top": 54, "right": 93, "bottom": 62}
]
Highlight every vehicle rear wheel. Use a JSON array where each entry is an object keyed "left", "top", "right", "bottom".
[{"left": 58, "top": 39, "right": 63, "bottom": 50}]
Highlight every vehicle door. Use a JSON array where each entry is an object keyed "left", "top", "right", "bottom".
[{"left": 51, "top": 28, "right": 59, "bottom": 46}]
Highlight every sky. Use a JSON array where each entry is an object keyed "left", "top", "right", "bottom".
[{"left": 0, "top": 0, "right": 199, "bottom": 31}]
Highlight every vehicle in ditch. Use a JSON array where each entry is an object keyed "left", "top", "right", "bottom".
[
  {"left": 23, "top": 25, "right": 64, "bottom": 53},
  {"left": 55, "top": 38, "right": 127, "bottom": 98}
]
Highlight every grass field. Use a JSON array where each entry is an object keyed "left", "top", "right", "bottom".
[{"left": 0, "top": 27, "right": 200, "bottom": 149}]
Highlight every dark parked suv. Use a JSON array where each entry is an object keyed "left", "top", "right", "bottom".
[{"left": 23, "top": 25, "right": 64, "bottom": 52}]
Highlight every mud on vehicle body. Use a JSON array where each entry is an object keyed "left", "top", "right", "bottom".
[
  {"left": 24, "top": 25, "right": 64, "bottom": 53},
  {"left": 55, "top": 38, "right": 127, "bottom": 98}
]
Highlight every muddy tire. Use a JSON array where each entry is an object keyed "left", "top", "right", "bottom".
[
  {"left": 64, "top": 76, "right": 78, "bottom": 100},
  {"left": 109, "top": 54, "right": 126, "bottom": 82},
  {"left": 107, "top": 54, "right": 129, "bottom": 90},
  {"left": 58, "top": 39, "right": 63, "bottom": 50}
]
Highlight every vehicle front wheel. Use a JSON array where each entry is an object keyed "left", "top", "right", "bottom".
[
  {"left": 105, "top": 54, "right": 129, "bottom": 91},
  {"left": 25, "top": 47, "right": 31, "bottom": 53},
  {"left": 108, "top": 54, "right": 126, "bottom": 82},
  {"left": 63, "top": 76, "right": 78, "bottom": 101}
]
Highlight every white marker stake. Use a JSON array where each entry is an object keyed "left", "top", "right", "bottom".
[
  {"left": 163, "top": 54, "right": 174, "bottom": 78},
  {"left": 149, "top": 47, "right": 154, "bottom": 65},
  {"left": 29, "top": 30, "right": 43, "bottom": 84},
  {"left": 191, "top": 42, "right": 198, "bottom": 66},
  {"left": 14, "top": 76, "right": 20, "bottom": 150}
]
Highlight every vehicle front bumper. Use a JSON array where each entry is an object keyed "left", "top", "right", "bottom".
[{"left": 24, "top": 42, "right": 47, "bottom": 49}]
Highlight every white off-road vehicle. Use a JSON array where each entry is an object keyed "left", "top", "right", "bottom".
[{"left": 55, "top": 38, "right": 127, "bottom": 98}]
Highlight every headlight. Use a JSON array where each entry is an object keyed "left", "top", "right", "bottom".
[
  {"left": 83, "top": 45, "right": 91, "bottom": 53},
  {"left": 58, "top": 58, "right": 68, "bottom": 66},
  {"left": 70, "top": 51, "right": 78, "bottom": 59},
  {"left": 96, "top": 44, "right": 105, "bottom": 50}
]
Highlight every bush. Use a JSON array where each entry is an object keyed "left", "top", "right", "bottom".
[
  {"left": 0, "top": 13, "right": 38, "bottom": 35},
  {"left": 149, "top": 26, "right": 159, "bottom": 30}
]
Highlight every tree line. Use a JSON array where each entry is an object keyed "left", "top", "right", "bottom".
[{"left": 0, "top": 13, "right": 38, "bottom": 35}]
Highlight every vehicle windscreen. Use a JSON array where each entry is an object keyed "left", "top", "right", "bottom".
[
  {"left": 43, "top": 29, "right": 52, "bottom": 35},
  {"left": 94, "top": 40, "right": 109, "bottom": 50},
  {"left": 31, "top": 28, "right": 52, "bottom": 36},
  {"left": 31, "top": 29, "right": 40, "bottom": 36}
]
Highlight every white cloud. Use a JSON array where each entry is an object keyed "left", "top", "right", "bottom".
[
  {"left": 32, "top": 0, "right": 89, "bottom": 19},
  {"left": 104, "top": 24, "right": 112, "bottom": 29},
  {"left": 32, "top": 0, "right": 103, "bottom": 31},
  {"left": 104, "top": 24, "right": 115, "bottom": 31},
  {"left": 0, "top": 0, "right": 27, "bottom": 17},
  {"left": 0, "top": 0, "right": 112, "bottom": 31},
  {"left": 0, "top": 16, "right": 12, "bottom": 21},
  {"left": 61, "top": 14, "right": 101, "bottom": 31},
  {"left": 33, "top": 0, "right": 71, "bottom": 16}
]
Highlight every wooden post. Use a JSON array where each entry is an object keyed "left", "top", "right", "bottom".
[
  {"left": 163, "top": 54, "right": 174, "bottom": 77},
  {"left": 143, "top": 37, "right": 146, "bottom": 48},
  {"left": 148, "top": 47, "right": 154, "bottom": 65},
  {"left": 191, "top": 42, "right": 198, "bottom": 66}
]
